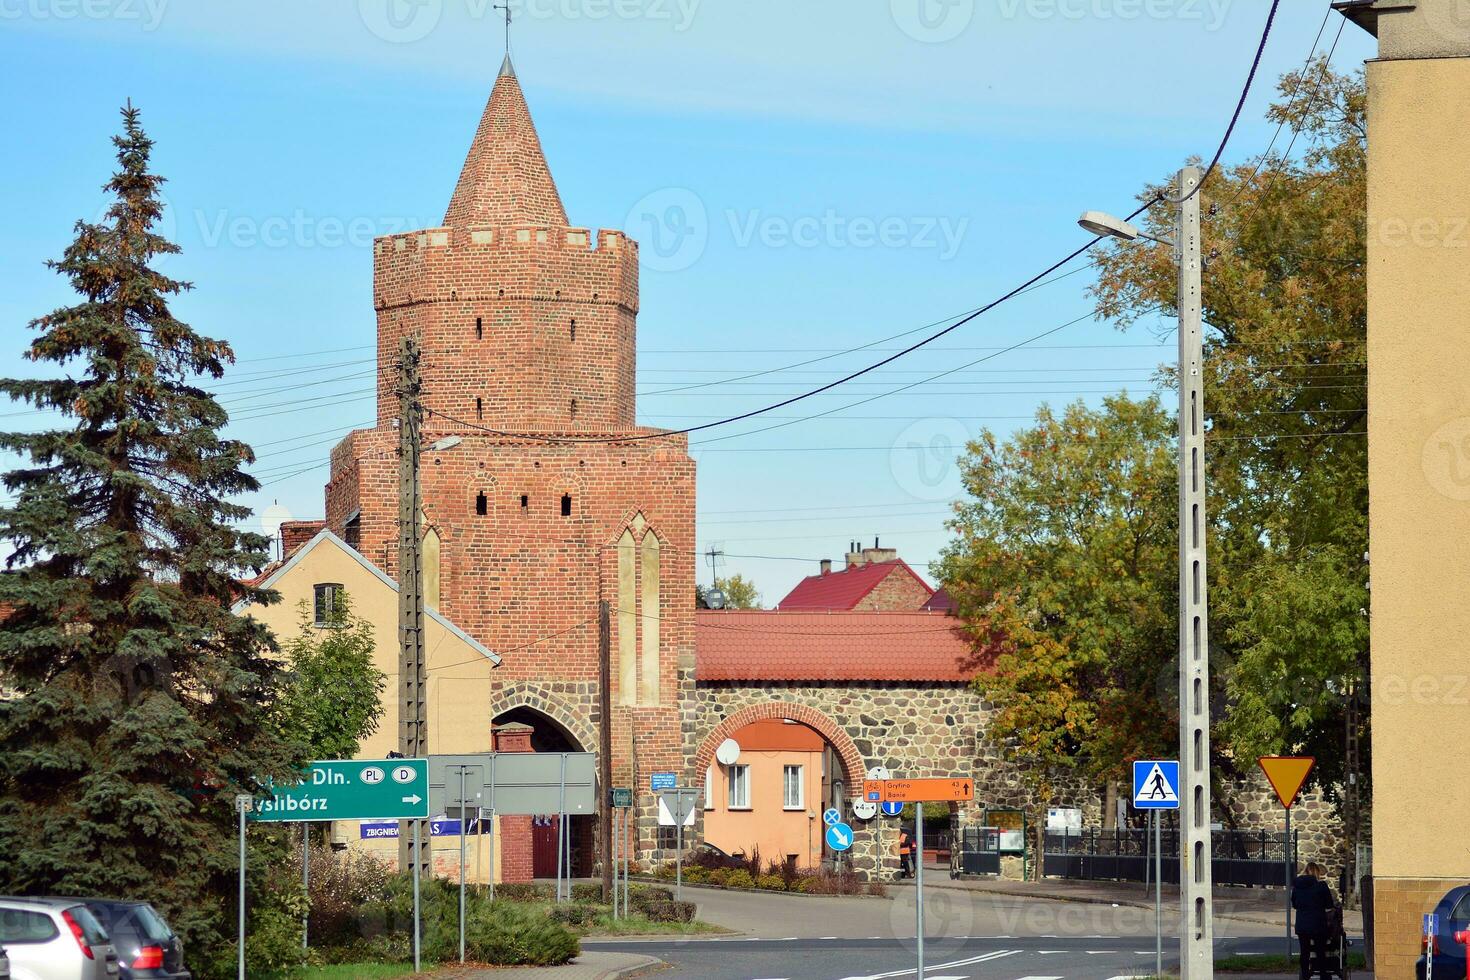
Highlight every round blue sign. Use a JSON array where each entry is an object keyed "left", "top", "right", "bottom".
[
  {"left": 825, "top": 822, "right": 854, "bottom": 852},
  {"left": 880, "top": 801, "right": 903, "bottom": 817},
  {"left": 822, "top": 807, "right": 842, "bottom": 827}
]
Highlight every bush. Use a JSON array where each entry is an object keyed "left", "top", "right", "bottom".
[
  {"left": 767, "top": 854, "right": 801, "bottom": 890},
  {"left": 755, "top": 874, "right": 786, "bottom": 891},
  {"left": 705, "top": 868, "right": 729, "bottom": 887},
  {"left": 313, "top": 932, "right": 411, "bottom": 965},
  {"left": 570, "top": 883, "right": 605, "bottom": 904},
  {"left": 639, "top": 900, "right": 697, "bottom": 923},
  {"left": 628, "top": 884, "right": 675, "bottom": 918},
  {"left": 306, "top": 845, "right": 393, "bottom": 946},
  {"left": 682, "top": 865, "right": 708, "bottom": 883},
  {"left": 355, "top": 874, "right": 579, "bottom": 966},
  {"left": 548, "top": 904, "right": 607, "bottom": 928},
  {"left": 494, "top": 882, "right": 554, "bottom": 902},
  {"left": 791, "top": 868, "right": 869, "bottom": 895},
  {"left": 724, "top": 869, "right": 754, "bottom": 890}
]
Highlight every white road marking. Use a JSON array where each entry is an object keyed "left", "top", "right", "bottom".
[
  {"left": 840, "top": 949, "right": 1021, "bottom": 980},
  {"left": 1012, "top": 975, "right": 1063, "bottom": 980}
]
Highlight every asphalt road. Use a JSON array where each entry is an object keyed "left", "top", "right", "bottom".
[{"left": 587, "top": 934, "right": 1292, "bottom": 980}]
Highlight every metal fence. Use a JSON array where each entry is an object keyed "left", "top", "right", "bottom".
[{"left": 1041, "top": 826, "right": 1298, "bottom": 888}]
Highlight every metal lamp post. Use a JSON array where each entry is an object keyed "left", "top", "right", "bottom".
[{"left": 1079, "top": 164, "right": 1214, "bottom": 979}]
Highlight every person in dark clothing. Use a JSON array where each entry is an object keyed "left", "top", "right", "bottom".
[
  {"left": 898, "top": 828, "right": 915, "bottom": 878},
  {"left": 1292, "top": 861, "right": 1337, "bottom": 980}
]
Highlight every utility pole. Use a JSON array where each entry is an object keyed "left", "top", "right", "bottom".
[
  {"left": 397, "top": 336, "right": 428, "bottom": 875},
  {"left": 1174, "top": 164, "right": 1215, "bottom": 980},
  {"left": 598, "top": 600, "right": 614, "bottom": 903}
]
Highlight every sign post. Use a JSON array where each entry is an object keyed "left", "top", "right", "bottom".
[
  {"left": 1133, "top": 759, "right": 1181, "bottom": 979},
  {"left": 1259, "top": 756, "right": 1315, "bottom": 961},
  {"left": 235, "top": 794, "right": 251, "bottom": 980},
  {"left": 610, "top": 789, "right": 632, "bottom": 919},
  {"left": 658, "top": 787, "right": 699, "bottom": 903},
  {"left": 864, "top": 776, "right": 974, "bottom": 980},
  {"left": 1424, "top": 913, "right": 1438, "bottom": 980}
]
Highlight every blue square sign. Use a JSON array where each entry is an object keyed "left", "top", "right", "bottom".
[
  {"left": 650, "top": 772, "right": 677, "bottom": 792},
  {"left": 1132, "top": 760, "right": 1181, "bottom": 810}
]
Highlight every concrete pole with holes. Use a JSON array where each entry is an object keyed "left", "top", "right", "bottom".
[
  {"left": 1174, "top": 164, "right": 1215, "bottom": 980},
  {"left": 397, "top": 336, "right": 429, "bottom": 875}
]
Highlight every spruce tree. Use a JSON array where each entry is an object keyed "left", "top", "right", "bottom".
[{"left": 0, "top": 104, "right": 303, "bottom": 957}]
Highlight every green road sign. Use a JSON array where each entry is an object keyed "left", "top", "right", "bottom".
[
  {"left": 610, "top": 787, "right": 633, "bottom": 808},
  {"left": 250, "top": 759, "right": 429, "bottom": 822}
]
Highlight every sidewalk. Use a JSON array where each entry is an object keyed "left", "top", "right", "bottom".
[
  {"left": 908, "top": 864, "right": 1364, "bottom": 933},
  {"left": 438, "top": 951, "right": 660, "bottom": 979}
]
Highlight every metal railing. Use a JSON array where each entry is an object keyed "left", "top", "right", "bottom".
[{"left": 1040, "top": 827, "right": 1297, "bottom": 888}]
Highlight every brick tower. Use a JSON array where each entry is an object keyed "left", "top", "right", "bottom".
[{"left": 324, "top": 55, "right": 694, "bottom": 877}]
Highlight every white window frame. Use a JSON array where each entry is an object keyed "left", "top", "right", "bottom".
[
  {"left": 704, "top": 766, "right": 714, "bottom": 810},
  {"left": 783, "top": 764, "right": 804, "bottom": 810},
  {"left": 726, "top": 764, "right": 751, "bottom": 810}
]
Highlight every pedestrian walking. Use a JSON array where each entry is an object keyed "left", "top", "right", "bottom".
[
  {"left": 1292, "top": 860, "right": 1337, "bottom": 980},
  {"left": 898, "top": 826, "right": 915, "bottom": 878}
]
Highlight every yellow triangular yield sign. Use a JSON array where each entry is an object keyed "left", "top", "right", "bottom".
[{"left": 1258, "top": 756, "right": 1315, "bottom": 809}]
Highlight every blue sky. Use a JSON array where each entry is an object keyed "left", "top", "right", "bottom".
[{"left": 0, "top": 1, "right": 1370, "bottom": 603}]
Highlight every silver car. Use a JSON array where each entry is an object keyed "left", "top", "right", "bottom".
[{"left": 0, "top": 899, "right": 117, "bottom": 980}]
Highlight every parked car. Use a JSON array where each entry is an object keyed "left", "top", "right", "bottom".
[
  {"left": 70, "top": 903, "right": 186, "bottom": 980},
  {"left": 0, "top": 897, "right": 118, "bottom": 980},
  {"left": 2, "top": 943, "right": 11, "bottom": 980},
  {"left": 1416, "top": 884, "right": 1470, "bottom": 980}
]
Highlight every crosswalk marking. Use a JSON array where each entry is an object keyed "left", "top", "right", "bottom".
[
  {"left": 1011, "top": 975, "right": 1063, "bottom": 979},
  {"left": 839, "top": 949, "right": 1020, "bottom": 980}
]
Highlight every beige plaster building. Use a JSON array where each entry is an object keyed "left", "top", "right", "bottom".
[
  {"left": 234, "top": 528, "right": 504, "bottom": 882},
  {"left": 1335, "top": 2, "right": 1470, "bottom": 975}
]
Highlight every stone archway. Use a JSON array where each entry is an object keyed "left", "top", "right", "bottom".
[
  {"left": 694, "top": 701, "right": 868, "bottom": 799},
  {"left": 486, "top": 683, "right": 596, "bottom": 753}
]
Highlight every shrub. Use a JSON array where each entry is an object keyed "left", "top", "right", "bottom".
[
  {"left": 639, "top": 900, "right": 697, "bottom": 923},
  {"left": 628, "top": 884, "right": 675, "bottom": 918},
  {"left": 570, "top": 883, "right": 605, "bottom": 904},
  {"left": 495, "top": 882, "right": 554, "bottom": 902},
  {"left": 724, "top": 869, "right": 754, "bottom": 890},
  {"left": 755, "top": 874, "right": 786, "bottom": 891},
  {"left": 705, "top": 868, "right": 730, "bottom": 887},
  {"left": 768, "top": 854, "right": 801, "bottom": 889},
  {"left": 791, "top": 868, "right": 869, "bottom": 895},
  {"left": 306, "top": 845, "right": 393, "bottom": 946},
  {"left": 682, "top": 865, "right": 709, "bottom": 883},
  {"left": 548, "top": 904, "right": 606, "bottom": 928}
]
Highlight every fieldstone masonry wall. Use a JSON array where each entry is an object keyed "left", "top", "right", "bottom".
[{"left": 681, "top": 675, "right": 1347, "bottom": 882}]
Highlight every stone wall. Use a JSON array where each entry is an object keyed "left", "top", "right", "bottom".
[{"left": 681, "top": 676, "right": 1348, "bottom": 882}]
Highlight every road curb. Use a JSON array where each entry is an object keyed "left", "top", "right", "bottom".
[{"left": 902, "top": 878, "right": 1295, "bottom": 926}]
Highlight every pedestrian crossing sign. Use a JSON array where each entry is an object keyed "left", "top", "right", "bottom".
[{"left": 1132, "top": 760, "right": 1180, "bottom": 809}]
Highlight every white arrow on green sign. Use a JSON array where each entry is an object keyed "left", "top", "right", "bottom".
[{"left": 250, "top": 759, "right": 430, "bottom": 822}]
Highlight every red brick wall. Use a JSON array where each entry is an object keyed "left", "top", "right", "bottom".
[
  {"left": 279, "top": 520, "right": 325, "bottom": 555},
  {"left": 854, "top": 567, "right": 934, "bottom": 611}
]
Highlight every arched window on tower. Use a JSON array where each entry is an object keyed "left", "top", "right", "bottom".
[
  {"left": 561, "top": 493, "right": 572, "bottom": 517},
  {"left": 475, "top": 491, "right": 487, "bottom": 516}
]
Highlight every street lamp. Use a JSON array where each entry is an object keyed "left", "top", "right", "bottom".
[{"left": 1080, "top": 165, "right": 1215, "bottom": 980}]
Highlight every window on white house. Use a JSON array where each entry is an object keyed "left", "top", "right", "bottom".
[
  {"left": 783, "top": 765, "right": 804, "bottom": 809},
  {"left": 727, "top": 764, "right": 750, "bottom": 809},
  {"left": 313, "top": 583, "right": 344, "bottom": 626}
]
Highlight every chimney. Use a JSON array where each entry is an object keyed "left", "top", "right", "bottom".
[
  {"left": 845, "top": 542, "right": 865, "bottom": 569},
  {"left": 820, "top": 559, "right": 832, "bottom": 576},
  {"left": 278, "top": 520, "right": 326, "bottom": 557},
  {"left": 861, "top": 534, "right": 899, "bottom": 566}
]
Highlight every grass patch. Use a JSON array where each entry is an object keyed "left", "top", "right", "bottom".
[
  {"left": 1215, "top": 951, "right": 1367, "bottom": 973},
  {"left": 581, "top": 911, "right": 730, "bottom": 937},
  {"left": 262, "top": 965, "right": 424, "bottom": 980}
]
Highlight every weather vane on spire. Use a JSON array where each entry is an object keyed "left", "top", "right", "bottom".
[{"left": 492, "top": 1, "right": 513, "bottom": 56}]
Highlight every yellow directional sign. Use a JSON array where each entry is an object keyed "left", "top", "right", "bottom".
[
  {"left": 1258, "top": 756, "right": 1315, "bottom": 810},
  {"left": 864, "top": 777, "right": 974, "bottom": 803}
]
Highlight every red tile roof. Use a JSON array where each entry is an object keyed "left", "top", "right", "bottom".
[
  {"left": 695, "top": 610, "right": 985, "bottom": 683},
  {"left": 776, "top": 559, "right": 933, "bottom": 610}
]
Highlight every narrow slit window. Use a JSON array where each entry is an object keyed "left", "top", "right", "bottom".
[
  {"left": 475, "top": 316, "right": 483, "bottom": 339},
  {"left": 570, "top": 398, "right": 578, "bottom": 418},
  {"left": 570, "top": 318, "right": 576, "bottom": 341},
  {"left": 475, "top": 492, "right": 487, "bottom": 516},
  {"left": 561, "top": 494, "right": 572, "bottom": 517},
  {"left": 520, "top": 494, "right": 528, "bottom": 510},
  {"left": 475, "top": 397, "right": 483, "bottom": 420}
]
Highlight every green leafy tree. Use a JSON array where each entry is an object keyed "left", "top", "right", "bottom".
[
  {"left": 936, "top": 395, "right": 1178, "bottom": 791},
  {"left": 276, "top": 592, "right": 386, "bottom": 760},
  {"left": 1090, "top": 61, "right": 1368, "bottom": 799},
  {"left": 695, "top": 575, "right": 763, "bottom": 609},
  {"left": 0, "top": 104, "right": 303, "bottom": 960}
]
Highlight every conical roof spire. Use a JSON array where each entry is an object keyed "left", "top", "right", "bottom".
[{"left": 444, "top": 66, "right": 567, "bottom": 228}]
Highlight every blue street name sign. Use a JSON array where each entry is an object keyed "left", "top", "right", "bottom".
[
  {"left": 650, "top": 771, "right": 677, "bottom": 791},
  {"left": 825, "top": 822, "right": 854, "bottom": 852},
  {"left": 822, "top": 807, "right": 842, "bottom": 827},
  {"left": 880, "top": 801, "right": 903, "bottom": 817},
  {"left": 1132, "top": 760, "right": 1181, "bottom": 810}
]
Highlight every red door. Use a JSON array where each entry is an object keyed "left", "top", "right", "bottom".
[{"left": 532, "top": 816, "right": 560, "bottom": 878}]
